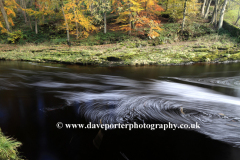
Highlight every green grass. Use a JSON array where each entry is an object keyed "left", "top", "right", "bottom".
[{"left": 0, "top": 129, "right": 22, "bottom": 160}]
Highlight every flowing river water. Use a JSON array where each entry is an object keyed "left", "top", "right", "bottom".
[{"left": 0, "top": 61, "right": 240, "bottom": 160}]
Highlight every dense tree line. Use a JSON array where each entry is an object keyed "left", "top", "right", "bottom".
[{"left": 0, "top": 0, "right": 238, "bottom": 43}]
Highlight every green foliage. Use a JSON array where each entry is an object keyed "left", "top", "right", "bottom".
[
  {"left": 0, "top": 33, "right": 8, "bottom": 44},
  {"left": 156, "top": 21, "right": 216, "bottom": 43},
  {"left": 7, "top": 30, "right": 23, "bottom": 44},
  {"left": 218, "top": 28, "right": 230, "bottom": 35},
  {"left": 0, "top": 129, "right": 22, "bottom": 160}
]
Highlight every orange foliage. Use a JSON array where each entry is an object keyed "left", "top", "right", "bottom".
[
  {"left": 111, "top": 0, "right": 164, "bottom": 38},
  {"left": 134, "top": 0, "right": 164, "bottom": 38}
]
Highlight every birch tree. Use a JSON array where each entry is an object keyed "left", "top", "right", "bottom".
[
  {"left": 34, "top": 0, "right": 38, "bottom": 34},
  {"left": 201, "top": 0, "right": 206, "bottom": 16},
  {"left": 182, "top": 0, "right": 187, "bottom": 34},
  {"left": 210, "top": 0, "right": 218, "bottom": 25},
  {"left": 204, "top": 0, "right": 212, "bottom": 19},
  {"left": 61, "top": 0, "right": 70, "bottom": 43},
  {"left": 218, "top": 0, "right": 228, "bottom": 29}
]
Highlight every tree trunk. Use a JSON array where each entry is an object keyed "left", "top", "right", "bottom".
[
  {"left": 204, "top": 0, "right": 212, "bottom": 19},
  {"left": 201, "top": 0, "right": 207, "bottom": 16},
  {"left": 216, "top": 2, "right": 224, "bottom": 18},
  {"left": 235, "top": 17, "right": 240, "bottom": 25},
  {"left": 104, "top": 12, "right": 107, "bottom": 34},
  {"left": 20, "top": 0, "right": 28, "bottom": 23},
  {"left": 35, "top": 18, "right": 38, "bottom": 34},
  {"left": 181, "top": 0, "right": 187, "bottom": 34},
  {"left": 129, "top": 2, "right": 131, "bottom": 35},
  {"left": 73, "top": 0, "right": 78, "bottom": 39},
  {"left": 218, "top": 0, "right": 228, "bottom": 30},
  {"left": 235, "top": 7, "right": 240, "bottom": 25},
  {"left": 0, "top": 0, "right": 11, "bottom": 32},
  {"left": 214, "top": 0, "right": 218, "bottom": 28},
  {"left": 210, "top": 0, "right": 218, "bottom": 24},
  {"left": 61, "top": 0, "right": 70, "bottom": 43},
  {"left": 34, "top": 0, "right": 38, "bottom": 34}
]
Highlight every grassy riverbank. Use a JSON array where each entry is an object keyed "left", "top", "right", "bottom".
[
  {"left": 0, "top": 129, "right": 22, "bottom": 160},
  {"left": 1, "top": 32, "right": 240, "bottom": 66}
]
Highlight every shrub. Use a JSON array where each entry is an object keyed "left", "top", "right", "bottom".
[{"left": 7, "top": 30, "right": 23, "bottom": 44}]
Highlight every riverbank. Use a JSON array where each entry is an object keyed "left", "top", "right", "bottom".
[
  {"left": 1, "top": 33, "right": 240, "bottom": 66},
  {"left": 0, "top": 129, "right": 22, "bottom": 160}
]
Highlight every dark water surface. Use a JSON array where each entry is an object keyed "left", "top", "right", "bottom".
[{"left": 0, "top": 61, "right": 240, "bottom": 160}]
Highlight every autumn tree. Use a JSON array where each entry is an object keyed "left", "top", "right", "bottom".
[
  {"left": 60, "top": 0, "right": 96, "bottom": 39},
  {"left": 134, "top": 0, "right": 164, "bottom": 38},
  {"left": 114, "top": 0, "right": 143, "bottom": 35},
  {"left": 0, "top": 0, "right": 18, "bottom": 33},
  {"left": 90, "top": 0, "right": 111, "bottom": 34}
]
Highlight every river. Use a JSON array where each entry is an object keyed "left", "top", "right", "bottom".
[{"left": 0, "top": 61, "right": 240, "bottom": 160}]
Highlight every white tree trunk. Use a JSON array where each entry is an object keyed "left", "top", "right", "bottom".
[
  {"left": 214, "top": 0, "right": 218, "bottom": 27},
  {"left": 181, "top": 0, "right": 187, "bottom": 34},
  {"left": 61, "top": 1, "right": 70, "bottom": 43},
  {"left": 201, "top": 0, "right": 207, "bottom": 16},
  {"left": 218, "top": 0, "right": 228, "bottom": 30},
  {"left": 210, "top": 0, "right": 218, "bottom": 24},
  {"left": 34, "top": 0, "right": 38, "bottom": 34},
  {"left": 35, "top": 19, "right": 38, "bottom": 34},
  {"left": 204, "top": 0, "right": 212, "bottom": 19}
]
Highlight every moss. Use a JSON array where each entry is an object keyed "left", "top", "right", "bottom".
[
  {"left": 202, "top": 52, "right": 219, "bottom": 62},
  {"left": 191, "top": 57, "right": 203, "bottom": 62},
  {"left": 228, "top": 50, "right": 240, "bottom": 54},
  {"left": 192, "top": 45, "right": 208, "bottom": 48},
  {"left": 1, "top": 35, "right": 240, "bottom": 66},
  {"left": 193, "top": 48, "right": 210, "bottom": 52},
  {"left": 219, "top": 57, "right": 228, "bottom": 61},
  {"left": 0, "top": 129, "right": 22, "bottom": 160},
  {"left": 229, "top": 53, "right": 240, "bottom": 60}
]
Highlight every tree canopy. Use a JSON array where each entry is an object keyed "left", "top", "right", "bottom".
[{"left": 0, "top": 0, "right": 237, "bottom": 42}]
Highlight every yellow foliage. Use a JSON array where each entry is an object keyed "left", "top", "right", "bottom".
[
  {"left": 0, "top": 0, "right": 17, "bottom": 33},
  {"left": 0, "top": 21, "right": 7, "bottom": 33}
]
